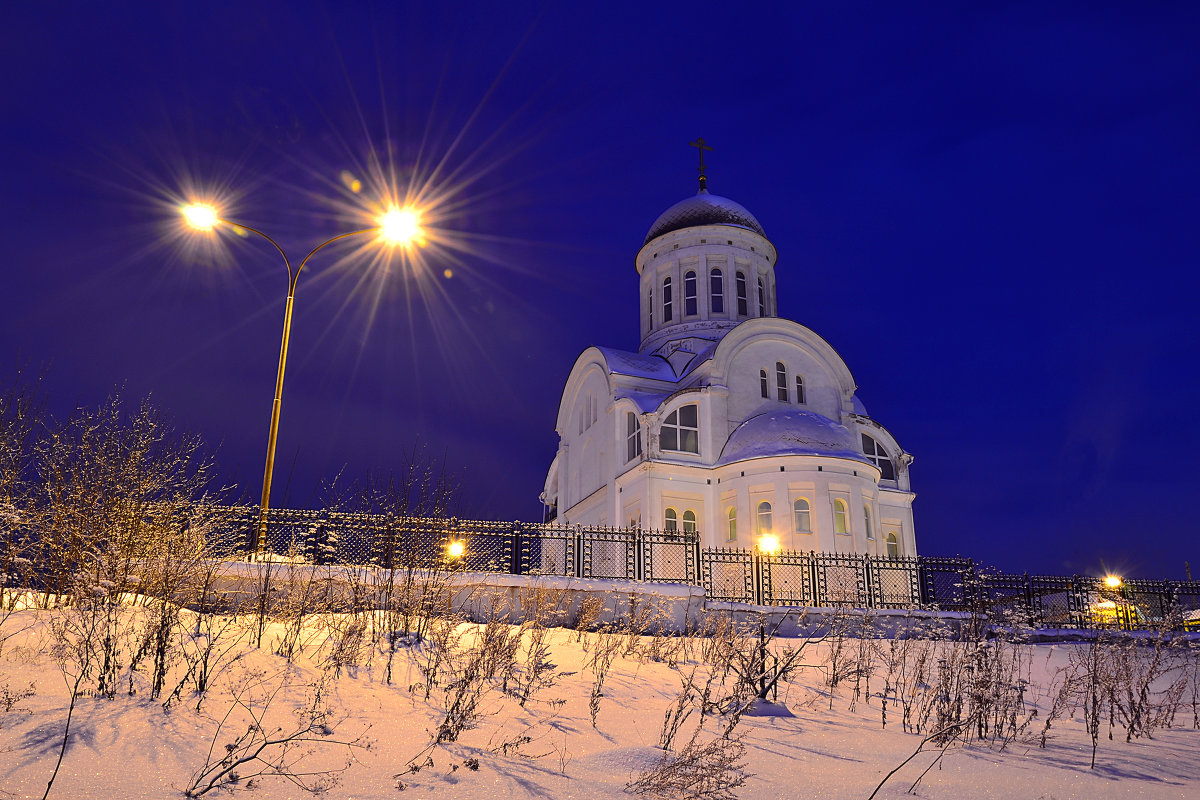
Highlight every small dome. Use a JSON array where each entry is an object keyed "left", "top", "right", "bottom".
[
  {"left": 717, "top": 409, "right": 870, "bottom": 466},
  {"left": 644, "top": 190, "right": 766, "bottom": 245}
]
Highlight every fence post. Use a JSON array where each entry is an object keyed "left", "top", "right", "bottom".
[{"left": 753, "top": 552, "right": 764, "bottom": 606}]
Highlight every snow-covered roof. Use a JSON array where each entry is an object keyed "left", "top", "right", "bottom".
[
  {"left": 595, "top": 346, "right": 677, "bottom": 381},
  {"left": 717, "top": 409, "right": 871, "bottom": 466},
  {"left": 615, "top": 389, "right": 672, "bottom": 413}
]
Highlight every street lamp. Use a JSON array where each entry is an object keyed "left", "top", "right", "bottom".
[{"left": 182, "top": 201, "right": 423, "bottom": 556}]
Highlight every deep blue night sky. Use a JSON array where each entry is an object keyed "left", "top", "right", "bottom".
[{"left": 2, "top": 2, "right": 1197, "bottom": 578}]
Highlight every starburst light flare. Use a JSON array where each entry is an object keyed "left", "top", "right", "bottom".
[
  {"left": 182, "top": 203, "right": 220, "bottom": 231},
  {"left": 377, "top": 206, "right": 424, "bottom": 246}
]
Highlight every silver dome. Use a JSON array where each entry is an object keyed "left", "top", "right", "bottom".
[{"left": 643, "top": 191, "right": 766, "bottom": 245}]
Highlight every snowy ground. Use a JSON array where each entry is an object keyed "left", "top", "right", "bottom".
[{"left": 1, "top": 606, "right": 1198, "bottom": 800}]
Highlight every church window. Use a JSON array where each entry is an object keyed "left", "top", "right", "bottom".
[
  {"left": 759, "top": 369, "right": 768, "bottom": 399},
  {"left": 710, "top": 269, "right": 724, "bottom": 314},
  {"left": 795, "top": 375, "right": 806, "bottom": 404},
  {"left": 886, "top": 532, "right": 900, "bottom": 557},
  {"left": 757, "top": 501, "right": 773, "bottom": 534},
  {"left": 864, "top": 505, "right": 874, "bottom": 539},
  {"left": 682, "top": 510, "right": 697, "bottom": 534},
  {"left": 833, "top": 499, "right": 849, "bottom": 534},
  {"left": 862, "top": 434, "right": 896, "bottom": 481},
  {"left": 726, "top": 507, "right": 737, "bottom": 541},
  {"left": 660, "top": 404, "right": 699, "bottom": 453},
  {"left": 625, "top": 412, "right": 642, "bottom": 463},
  {"left": 664, "top": 507, "right": 677, "bottom": 532},
  {"left": 793, "top": 498, "right": 811, "bottom": 533},
  {"left": 758, "top": 277, "right": 767, "bottom": 316},
  {"left": 776, "top": 362, "right": 788, "bottom": 401},
  {"left": 662, "top": 276, "right": 673, "bottom": 322},
  {"left": 736, "top": 272, "right": 748, "bottom": 316},
  {"left": 684, "top": 270, "right": 698, "bottom": 316},
  {"left": 647, "top": 286, "right": 653, "bottom": 330}
]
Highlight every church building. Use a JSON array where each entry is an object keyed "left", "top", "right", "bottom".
[{"left": 541, "top": 150, "right": 916, "bottom": 558}]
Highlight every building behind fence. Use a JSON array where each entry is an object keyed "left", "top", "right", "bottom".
[{"left": 202, "top": 505, "right": 1200, "bottom": 632}]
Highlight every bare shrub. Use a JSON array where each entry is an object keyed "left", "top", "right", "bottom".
[
  {"left": 186, "top": 672, "right": 364, "bottom": 797},
  {"left": 627, "top": 727, "right": 747, "bottom": 800}
]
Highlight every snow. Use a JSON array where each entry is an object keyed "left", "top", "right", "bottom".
[
  {"left": 1, "top": 604, "right": 1198, "bottom": 799},
  {"left": 595, "top": 347, "right": 677, "bottom": 382},
  {"left": 717, "top": 409, "right": 871, "bottom": 466}
]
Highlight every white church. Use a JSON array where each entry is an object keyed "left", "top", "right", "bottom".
[{"left": 541, "top": 151, "right": 916, "bottom": 558}]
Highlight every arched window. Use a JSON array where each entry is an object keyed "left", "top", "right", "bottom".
[
  {"left": 758, "top": 277, "right": 767, "bottom": 316},
  {"left": 795, "top": 375, "right": 806, "bottom": 404},
  {"left": 757, "top": 501, "right": 773, "bottom": 534},
  {"left": 625, "top": 412, "right": 642, "bottom": 463},
  {"left": 710, "top": 269, "right": 724, "bottom": 314},
  {"left": 682, "top": 510, "right": 697, "bottom": 534},
  {"left": 864, "top": 505, "right": 874, "bottom": 540},
  {"left": 684, "top": 270, "right": 698, "bottom": 316},
  {"left": 833, "top": 499, "right": 848, "bottom": 534},
  {"left": 886, "top": 532, "right": 899, "bottom": 557},
  {"left": 793, "top": 498, "right": 811, "bottom": 533},
  {"left": 759, "top": 369, "right": 768, "bottom": 399},
  {"left": 660, "top": 404, "right": 699, "bottom": 453},
  {"left": 662, "top": 276, "right": 673, "bottom": 322},
  {"left": 664, "top": 507, "right": 678, "bottom": 532},
  {"left": 776, "top": 362, "right": 788, "bottom": 401},
  {"left": 861, "top": 434, "right": 896, "bottom": 481},
  {"left": 726, "top": 507, "right": 737, "bottom": 541},
  {"left": 736, "top": 272, "right": 748, "bottom": 316}
]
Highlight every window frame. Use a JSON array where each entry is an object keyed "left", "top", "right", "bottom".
[
  {"left": 758, "top": 276, "right": 767, "bottom": 316},
  {"left": 861, "top": 434, "right": 896, "bottom": 481},
  {"left": 864, "top": 504, "right": 874, "bottom": 540},
  {"left": 625, "top": 412, "right": 642, "bottom": 463},
  {"left": 726, "top": 507, "right": 737, "bottom": 541},
  {"left": 759, "top": 369, "right": 768, "bottom": 399},
  {"left": 776, "top": 361, "right": 788, "bottom": 402},
  {"left": 736, "top": 271, "right": 748, "bottom": 316},
  {"left": 684, "top": 270, "right": 698, "bottom": 316},
  {"left": 660, "top": 403, "right": 700, "bottom": 454},
  {"left": 710, "top": 268, "right": 724, "bottom": 314},
  {"left": 833, "top": 498, "right": 849, "bottom": 535},
  {"left": 886, "top": 532, "right": 899, "bottom": 557},
  {"left": 795, "top": 375, "right": 806, "bottom": 404},
  {"left": 682, "top": 509, "right": 697, "bottom": 534},
  {"left": 664, "top": 507, "right": 678, "bottom": 532},
  {"left": 662, "top": 275, "right": 673, "bottom": 322},
  {"left": 793, "top": 497, "right": 811, "bottom": 533},
  {"left": 756, "top": 501, "right": 773, "bottom": 535}
]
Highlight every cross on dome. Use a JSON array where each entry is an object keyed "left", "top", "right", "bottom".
[{"left": 689, "top": 137, "right": 713, "bottom": 191}]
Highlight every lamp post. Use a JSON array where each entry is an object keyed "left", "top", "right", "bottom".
[{"left": 183, "top": 203, "right": 421, "bottom": 557}]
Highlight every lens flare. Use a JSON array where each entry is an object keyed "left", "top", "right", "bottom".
[
  {"left": 758, "top": 534, "right": 780, "bottom": 555},
  {"left": 1104, "top": 575, "right": 1123, "bottom": 589},
  {"left": 182, "top": 203, "right": 220, "bottom": 231},
  {"left": 378, "top": 206, "right": 423, "bottom": 245},
  {"left": 446, "top": 540, "right": 466, "bottom": 560}
]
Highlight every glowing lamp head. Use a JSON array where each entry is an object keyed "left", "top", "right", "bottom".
[
  {"left": 446, "top": 540, "right": 466, "bottom": 560},
  {"left": 182, "top": 203, "right": 220, "bottom": 231},
  {"left": 378, "top": 206, "right": 422, "bottom": 245},
  {"left": 1104, "top": 575, "right": 1123, "bottom": 589},
  {"left": 758, "top": 534, "right": 780, "bottom": 555}
]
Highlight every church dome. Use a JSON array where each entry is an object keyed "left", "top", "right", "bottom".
[
  {"left": 643, "top": 190, "right": 766, "bottom": 245},
  {"left": 717, "top": 409, "right": 870, "bottom": 466}
]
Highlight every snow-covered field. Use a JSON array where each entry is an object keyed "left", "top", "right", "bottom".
[{"left": 1, "top": 602, "right": 1198, "bottom": 800}]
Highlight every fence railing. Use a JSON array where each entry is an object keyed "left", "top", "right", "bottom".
[{"left": 198, "top": 506, "right": 1200, "bottom": 632}]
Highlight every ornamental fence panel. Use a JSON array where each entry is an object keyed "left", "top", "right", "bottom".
[{"left": 192, "top": 506, "right": 1197, "bottom": 631}]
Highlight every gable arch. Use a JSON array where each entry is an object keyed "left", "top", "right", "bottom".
[{"left": 554, "top": 347, "right": 615, "bottom": 434}]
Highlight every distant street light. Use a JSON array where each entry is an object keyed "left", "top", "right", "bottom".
[
  {"left": 1104, "top": 574, "right": 1123, "bottom": 589},
  {"left": 757, "top": 533, "right": 780, "bottom": 556},
  {"left": 446, "top": 539, "right": 466, "bottom": 561},
  {"left": 182, "top": 202, "right": 423, "bottom": 556}
]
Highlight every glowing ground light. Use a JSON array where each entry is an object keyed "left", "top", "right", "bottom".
[
  {"left": 446, "top": 540, "right": 466, "bottom": 560},
  {"left": 378, "top": 206, "right": 422, "bottom": 245},
  {"left": 1104, "top": 575, "right": 1123, "bottom": 589},
  {"left": 758, "top": 534, "right": 780, "bottom": 555},
  {"left": 182, "top": 203, "right": 219, "bottom": 230}
]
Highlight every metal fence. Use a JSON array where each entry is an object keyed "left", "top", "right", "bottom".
[{"left": 203, "top": 506, "right": 1200, "bottom": 632}]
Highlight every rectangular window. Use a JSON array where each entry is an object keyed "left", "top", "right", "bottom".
[
  {"left": 684, "top": 271, "right": 698, "bottom": 316},
  {"left": 736, "top": 272, "right": 748, "bottom": 316},
  {"left": 710, "top": 270, "right": 724, "bottom": 313}
]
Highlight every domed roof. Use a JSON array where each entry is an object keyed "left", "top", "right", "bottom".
[
  {"left": 717, "top": 409, "right": 871, "bottom": 466},
  {"left": 643, "top": 190, "right": 766, "bottom": 245}
]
